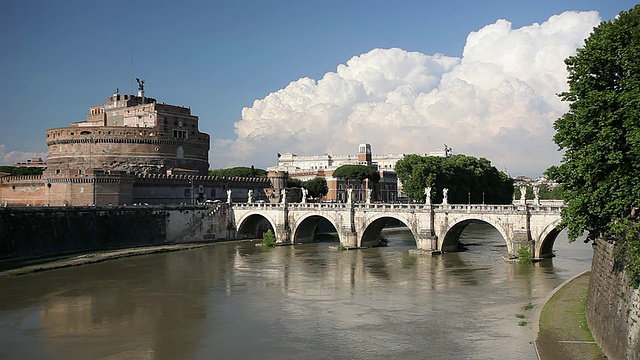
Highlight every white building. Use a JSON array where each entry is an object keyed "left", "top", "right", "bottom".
[{"left": 268, "top": 144, "right": 446, "bottom": 199}]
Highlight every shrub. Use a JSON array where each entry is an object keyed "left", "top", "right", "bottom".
[
  {"left": 517, "top": 244, "right": 533, "bottom": 264},
  {"left": 262, "top": 229, "right": 276, "bottom": 247}
]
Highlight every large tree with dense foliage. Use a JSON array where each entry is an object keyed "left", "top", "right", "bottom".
[
  {"left": 332, "top": 165, "right": 380, "bottom": 184},
  {"left": 548, "top": 6, "right": 639, "bottom": 285},
  {"left": 287, "top": 178, "right": 302, "bottom": 188},
  {"left": 302, "top": 177, "right": 328, "bottom": 199},
  {"left": 395, "top": 154, "right": 513, "bottom": 204},
  {"left": 208, "top": 166, "right": 267, "bottom": 178}
]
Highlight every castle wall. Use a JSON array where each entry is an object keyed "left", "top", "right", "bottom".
[
  {"left": 587, "top": 239, "right": 640, "bottom": 360},
  {"left": 132, "top": 175, "right": 271, "bottom": 205},
  {"left": 0, "top": 174, "right": 136, "bottom": 207},
  {"left": 0, "top": 176, "right": 48, "bottom": 206},
  {"left": 0, "top": 205, "right": 232, "bottom": 261},
  {"left": 0, "top": 174, "right": 272, "bottom": 207},
  {"left": 45, "top": 126, "right": 210, "bottom": 175}
]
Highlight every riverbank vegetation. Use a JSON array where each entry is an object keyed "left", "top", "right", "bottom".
[
  {"left": 548, "top": 5, "right": 640, "bottom": 287},
  {"left": 395, "top": 153, "right": 513, "bottom": 204}
]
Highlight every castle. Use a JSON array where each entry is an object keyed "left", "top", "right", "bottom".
[{"left": 0, "top": 86, "right": 271, "bottom": 206}]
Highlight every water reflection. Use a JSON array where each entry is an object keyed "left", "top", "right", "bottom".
[{"left": 0, "top": 224, "right": 593, "bottom": 360}]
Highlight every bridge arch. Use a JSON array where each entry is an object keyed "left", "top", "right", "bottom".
[
  {"left": 357, "top": 213, "right": 419, "bottom": 248},
  {"left": 536, "top": 219, "right": 564, "bottom": 259},
  {"left": 292, "top": 214, "right": 340, "bottom": 244},
  {"left": 439, "top": 217, "right": 512, "bottom": 254},
  {"left": 235, "top": 211, "right": 277, "bottom": 240}
]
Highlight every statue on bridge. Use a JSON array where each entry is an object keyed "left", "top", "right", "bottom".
[
  {"left": 301, "top": 188, "right": 308, "bottom": 204},
  {"left": 346, "top": 188, "right": 353, "bottom": 205},
  {"left": 442, "top": 188, "right": 449, "bottom": 205},
  {"left": 281, "top": 188, "right": 287, "bottom": 204},
  {"left": 533, "top": 186, "right": 540, "bottom": 205},
  {"left": 424, "top": 187, "right": 432, "bottom": 205},
  {"left": 366, "top": 188, "right": 372, "bottom": 204},
  {"left": 247, "top": 189, "right": 253, "bottom": 204},
  {"left": 226, "top": 189, "right": 232, "bottom": 204},
  {"left": 520, "top": 185, "right": 527, "bottom": 205}
]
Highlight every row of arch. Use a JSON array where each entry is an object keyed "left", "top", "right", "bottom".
[{"left": 235, "top": 211, "right": 563, "bottom": 259}]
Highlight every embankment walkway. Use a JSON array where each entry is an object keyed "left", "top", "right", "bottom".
[{"left": 535, "top": 271, "right": 605, "bottom": 359}]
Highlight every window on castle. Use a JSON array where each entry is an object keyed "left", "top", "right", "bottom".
[{"left": 173, "top": 129, "right": 188, "bottom": 139}]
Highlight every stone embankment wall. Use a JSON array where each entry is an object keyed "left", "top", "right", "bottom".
[
  {"left": 0, "top": 205, "right": 230, "bottom": 261},
  {"left": 587, "top": 239, "right": 640, "bottom": 360}
]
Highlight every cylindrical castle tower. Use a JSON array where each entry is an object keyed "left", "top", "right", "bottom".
[{"left": 44, "top": 91, "right": 210, "bottom": 177}]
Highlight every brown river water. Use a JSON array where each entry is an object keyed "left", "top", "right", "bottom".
[{"left": 0, "top": 223, "right": 593, "bottom": 360}]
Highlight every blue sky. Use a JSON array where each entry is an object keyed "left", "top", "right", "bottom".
[{"left": 0, "top": 0, "right": 636, "bottom": 176}]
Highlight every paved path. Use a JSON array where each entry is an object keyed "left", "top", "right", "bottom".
[{"left": 535, "top": 271, "right": 605, "bottom": 360}]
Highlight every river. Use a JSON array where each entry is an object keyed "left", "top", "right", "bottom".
[{"left": 0, "top": 223, "right": 592, "bottom": 360}]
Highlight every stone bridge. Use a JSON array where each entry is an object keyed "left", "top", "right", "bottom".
[{"left": 230, "top": 201, "right": 564, "bottom": 259}]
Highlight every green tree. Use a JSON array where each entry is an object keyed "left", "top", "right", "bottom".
[
  {"left": 287, "top": 178, "right": 302, "bottom": 188},
  {"left": 548, "top": 6, "right": 639, "bottom": 285},
  {"left": 262, "top": 229, "right": 276, "bottom": 247},
  {"left": 0, "top": 166, "right": 45, "bottom": 175},
  {"left": 332, "top": 165, "right": 380, "bottom": 184},
  {"left": 538, "top": 183, "right": 564, "bottom": 200},
  {"left": 302, "top": 177, "right": 328, "bottom": 199},
  {"left": 513, "top": 184, "right": 563, "bottom": 200},
  {"left": 209, "top": 166, "right": 267, "bottom": 178},
  {"left": 395, "top": 154, "right": 513, "bottom": 204}
]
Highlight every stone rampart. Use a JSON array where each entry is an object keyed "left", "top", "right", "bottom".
[
  {"left": 45, "top": 126, "right": 210, "bottom": 175},
  {"left": 0, "top": 205, "right": 231, "bottom": 262},
  {"left": 587, "top": 239, "right": 640, "bottom": 360}
]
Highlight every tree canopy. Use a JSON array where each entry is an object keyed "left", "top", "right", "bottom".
[
  {"left": 332, "top": 165, "right": 380, "bottom": 184},
  {"left": 208, "top": 166, "right": 267, "bottom": 178},
  {"left": 0, "top": 166, "right": 44, "bottom": 175},
  {"left": 514, "top": 183, "right": 564, "bottom": 200},
  {"left": 548, "top": 6, "right": 639, "bottom": 284},
  {"left": 287, "top": 178, "right": 302, "bottom": 188},
  {"left": 395, "top": 154, "right": 513, "bottom": 204},
  {"left": 302, "top": 177, "right": 328, "bottom": 199}
]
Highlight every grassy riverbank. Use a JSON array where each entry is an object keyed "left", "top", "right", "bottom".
[{"left": 535, "top": 271, "right": 605, "bottom": 360}]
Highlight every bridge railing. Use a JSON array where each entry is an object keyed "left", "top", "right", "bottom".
[{"left": 230, "top": 202, "right": 563, "bottom": 214}]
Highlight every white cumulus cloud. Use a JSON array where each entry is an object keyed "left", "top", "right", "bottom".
[
  {"left": 212, "top": 11, "right": 601, "bottom": 176},
  {"left": 0, "top": 144, "right": 47, "bottom": 167}
]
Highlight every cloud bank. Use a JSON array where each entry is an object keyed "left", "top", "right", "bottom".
[
  {"left": 212, "top": 11, "right": 601, "bottom": 176},
  {"left": 0, "top": 145, "right": 46, "bottom": 167}
]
